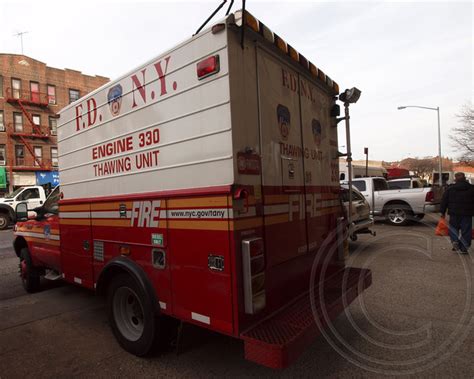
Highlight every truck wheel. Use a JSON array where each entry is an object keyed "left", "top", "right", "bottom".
[
  {"left": 0, "top": 213, "right": 9, "bottom": 230},
  {"left": 107, "top": 274, "right": 159, "bottom": 356},
  {"left": 385, "top": 205, "right": 412, "bottom": 226},
  {"left": 20, "top": 248, "right": 41, "bottom": 293}
]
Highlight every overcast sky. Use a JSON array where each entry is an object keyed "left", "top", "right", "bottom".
[{"left": 1, "top": 0, "right": 472, "bottom": 162}]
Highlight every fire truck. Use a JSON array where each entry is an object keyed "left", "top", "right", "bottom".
[{"left": 13, "top": 10, "right": 371, "bottom": 369}]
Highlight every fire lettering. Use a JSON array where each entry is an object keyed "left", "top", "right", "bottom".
[
  {"left": 75, "top": 97, "right": 99, "bottom": 131},
  {"left": 75, "top": 103, "right": 83, "bottom": 131},
  {"left": 131, "top": 200, "right": 161, "bottom": 227},
  {"left": 87, "top": 98, "right": 97, "bottom": 126},
  {"left": 153, "top": 56, "right": 171, "bottom": 96},
  {"left": 131, "top": 69, "right": 147, "bottom": 108}
]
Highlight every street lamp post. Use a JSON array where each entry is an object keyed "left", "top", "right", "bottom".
[{"left": 397, "top": 105, "right": 442, "bottom": 185}]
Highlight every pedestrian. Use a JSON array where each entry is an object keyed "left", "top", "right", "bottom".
[{"left": 440, "top": 172, "right": 474, "bottom": 254}]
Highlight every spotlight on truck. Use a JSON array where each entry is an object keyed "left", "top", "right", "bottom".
[{"left": 339, "top": 87, "right": 361, "bottom": 104}]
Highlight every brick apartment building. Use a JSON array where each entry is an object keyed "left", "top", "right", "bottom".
[{"left": 0, "top": 54, "right": 109, "bottom": 193}]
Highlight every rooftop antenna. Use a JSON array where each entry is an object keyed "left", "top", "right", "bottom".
[{"left": 13, "top": 31, "right": 29, "bottom": 55}]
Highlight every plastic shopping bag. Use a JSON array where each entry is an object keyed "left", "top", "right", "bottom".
[{"left": 435, "top": 217, "right": 449, "bottom": 236}]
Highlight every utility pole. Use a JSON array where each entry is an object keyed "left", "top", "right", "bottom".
[{"left": 13, "top": 31, "right": 29, "bottom": 55}]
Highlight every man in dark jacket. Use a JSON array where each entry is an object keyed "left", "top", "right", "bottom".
[{"left": 440, "top": 172, "right": 474, "bottom": 253}]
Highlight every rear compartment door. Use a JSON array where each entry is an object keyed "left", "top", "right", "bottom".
[
  {"left": 299, "top": 73, "right": 340, "bottom": 252},
  {"left": 256, "top": 47, "right": 308, "bottom": 266},
  {"left": 59, "top": 204, "right": 94, "bottom": 288}
]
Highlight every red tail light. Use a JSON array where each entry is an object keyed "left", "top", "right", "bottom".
[
  {"left": 196, "top": 55, "right": 220, "bottom": 79},
  {"left": 425, "top": 191, "right": 434, "bottom": 202}
]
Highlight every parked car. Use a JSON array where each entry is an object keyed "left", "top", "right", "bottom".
[
  {"left": 0, "top": 186, "right": 48, "bottom": 229},
  {"left": 346, "top": 177, "right": 441, "bottom": 226},
  {"left": 340, "top": 184, "right": 375, "bottom": 241}
]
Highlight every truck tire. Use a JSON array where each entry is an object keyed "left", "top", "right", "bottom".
[
  {"left": 384, "top": 204, "right": 412, "bottom": 226},
  {"left": 0, "top": 213, "right": 9, "bottom": 230},
  {"left": 20, "top": 247, "right": 41, "bottom": 293},
  {"left": 107, "top": 273, "right": 160, "bottom": 356}
]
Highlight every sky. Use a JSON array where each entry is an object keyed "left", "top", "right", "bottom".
[{"left": 0, "top": 0, "right": 472, "bottom": 162}]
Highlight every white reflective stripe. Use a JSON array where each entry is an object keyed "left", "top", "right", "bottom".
[
  {"left": 159, "top": 301, "right": 167, "bottom": 310},
  {"left": 74, "top": 277, "right": 82, "bottom": 284},
  {"left": 167, "top": 208, "right": 230, "bottom": 219},
  {"left": 60, "top": 212, "right": 90, "bottom": 219},
  {"left": 264, "top": 204, "right": 289, "bottom": 215},
  {"left": 91, "top": 211, "right": 132, "bottom": 219},
  {"left": 15, "top": 231, "right": 60, "bottom": 241},
  {"left": 191, "top": 312, "right": 210, "bottom": 325}
]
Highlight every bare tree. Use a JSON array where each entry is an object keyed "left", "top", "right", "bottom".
[
  {"left": 400, "top": 157, "right": 434, "bottom": 179},
  {"left": 451, "top": 103, "right": 474, "bottom": 165},
  {"left": 400, "top": 156, "right": 453, "bottom": 180}
]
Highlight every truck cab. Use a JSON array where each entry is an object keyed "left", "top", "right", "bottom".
[{"left": 14, "top": 186, "right": 61, "bottom": 292}]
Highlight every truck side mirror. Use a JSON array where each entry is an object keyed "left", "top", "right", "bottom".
[{"left": 16, "top": 203, "right": 28, "bottom": 222}]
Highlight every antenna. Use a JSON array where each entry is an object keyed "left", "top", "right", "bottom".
[{"left": 13, "top": 31, "right": 29, "bottom": 55}]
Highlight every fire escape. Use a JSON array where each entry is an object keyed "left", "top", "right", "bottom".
[{"left": 5, "top": 87, "right": 52, "bottom": 178}]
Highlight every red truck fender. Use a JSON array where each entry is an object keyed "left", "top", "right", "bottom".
[{"left": 95, "top": 256, "right": 161, "bottom": 315}]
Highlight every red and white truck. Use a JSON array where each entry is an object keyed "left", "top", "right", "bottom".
[{"left": 13, "top": 10, "right": 371, "bottom": 369}]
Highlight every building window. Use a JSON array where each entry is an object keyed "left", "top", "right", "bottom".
[
  {"left": 0, "top": 111, "right": 4, "bottom": 132},
  {"left": 34, "top": 146, "right": 42, "bottom": 166},
  {"left": 0, "top": 75, "right": 3, "bottom": 97},
  {"left": 0, "top": 145, "right": 5, "bottom": 165},
  {"left": 49, "top": 117, "right": 58, "bottom": 135},
  {"left": 15, "top": 145, "right": 24, "bottom": 166},
  {"left": 30, "top": 81, "right": 40, "bottom": 103},
  {"left": 69, "top": 89, "right": 80, "bottom": 103},
  {"left": 12, "top": 78, "right": 21, "bottom": 99},
  {"left": 13, "top": 112, "right": 23, "bottom": 132},
  {"left": 32, "top": 115, "right": 41, "bottom": 132},
  {"left": 51, "top": 147, "right": 58, "bottom": 167},
  {"left": 47, "top": 85, "right": 56, "bottom": 105}
]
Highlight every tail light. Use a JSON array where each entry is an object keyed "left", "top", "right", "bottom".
[
  {"left": 425, "top": 191, "right": 434, "bottom": 202},
  {"left": 242, "top": 238, "right": 266, "bottom": 314},
  {"left": 196, "top": 55, "right": 220, "bottom": 80}
]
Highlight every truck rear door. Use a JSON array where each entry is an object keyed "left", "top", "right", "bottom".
[{"left": 256, "top": 47, "right": 308, "bottom": 267}]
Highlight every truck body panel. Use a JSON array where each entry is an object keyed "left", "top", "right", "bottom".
[{"left": 14, "top": 11, "right": 371, "bottom": 368}]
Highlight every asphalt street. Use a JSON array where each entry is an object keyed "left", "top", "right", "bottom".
[{"left": 0, "top": 216, "right": 473, "bottom": 378}]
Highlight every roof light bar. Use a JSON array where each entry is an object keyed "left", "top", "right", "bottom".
[{"left": 235, "top": 10, "right": 339, "bottom": 94}]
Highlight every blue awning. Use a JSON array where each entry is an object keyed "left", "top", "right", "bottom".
[{"left": 36, "top": 171, "right": 59, "bottom": 186}]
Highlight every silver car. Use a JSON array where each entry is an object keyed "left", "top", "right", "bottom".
[{"left": 341, "top": 184, "right": 375, "bottom": 241}]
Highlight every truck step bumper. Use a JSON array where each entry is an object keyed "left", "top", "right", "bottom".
[{"left": 240, "top": 267, "right": 372, "bottom": 369}]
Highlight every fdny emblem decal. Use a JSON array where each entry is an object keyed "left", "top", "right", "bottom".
[
  {"left": 107, "top": 84, "right": 123, "bottom": 116},
  {"left": 312, "top": 119, "right": 323, "bottom": 146},
  {"left": 277, "top": 104, "right": 290, "bottom": 140},
  {"left": 44, "top": 224, "right": 51, "bottom": 240}
]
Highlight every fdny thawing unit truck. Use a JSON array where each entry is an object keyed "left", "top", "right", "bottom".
[{"left": 13, "top": 10, "right": 371, "bottom": 369}]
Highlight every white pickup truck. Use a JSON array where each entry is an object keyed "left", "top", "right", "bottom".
[
  {"left": 0, "top": 186, "right": 48, "bottom": 229},
  {"left": 348, "top": 177, "right": 441, "bottom": 226}
]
